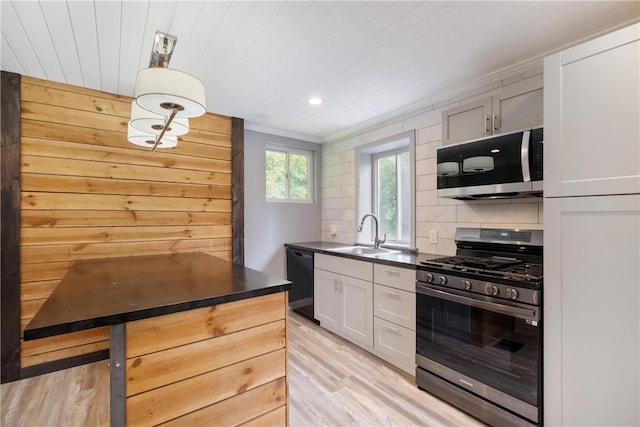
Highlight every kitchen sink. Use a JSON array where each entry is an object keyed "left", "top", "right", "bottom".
[{"left": 330, "top": 246, "right": 399, "bottom": 255}]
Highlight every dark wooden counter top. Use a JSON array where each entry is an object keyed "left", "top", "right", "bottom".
[{"left": 23, "top": 252, "right": 291, "bottom": 341}]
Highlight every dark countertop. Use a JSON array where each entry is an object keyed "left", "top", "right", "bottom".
[
  {"left": 285, "top": 241, "right": 440, "bottom": 268},
  {"left": 23, "top": 252, "right": 291, "bottom": 341}
]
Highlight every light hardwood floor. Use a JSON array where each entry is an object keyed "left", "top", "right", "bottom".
[{"left": 1, "top": 311, "right": 485, "bottom": 426}]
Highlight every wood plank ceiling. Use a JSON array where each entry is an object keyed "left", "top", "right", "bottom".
[{"left": 1, "top": 1, "right": 638, "bottom": 142}]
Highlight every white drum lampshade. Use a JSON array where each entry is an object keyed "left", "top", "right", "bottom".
[
  {"left": 134, "top": 67, "right": 206, "bottom": 118},
  {"left": 129, "top": 102, "right": 189, "bottom": 136},
  {"left": 127, "top": 122, "right": 177, "bottom": 149}
]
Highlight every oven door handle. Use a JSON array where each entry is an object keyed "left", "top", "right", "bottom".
[{"left": 417, "top": 283, "right": 539, "bottom": 322}]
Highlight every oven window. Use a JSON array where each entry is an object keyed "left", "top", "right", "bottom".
[{"left": 416, "top": 291, "right": 539, "bottom": 406}]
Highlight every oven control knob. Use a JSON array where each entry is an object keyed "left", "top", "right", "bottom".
[
  {"left": 486, "top": 284, "right": 499, "bottom": 296},
  {"left": 462, "top": 280, "right": 472, "bottom": 290},
  {"left": 425, "top": 273, "right": 434, "bottom": 282},
  {"left": 507, "top": 288, "right": 519, "bottom": 300},
  {"left": 438, "top": 275, "right": 447, "bottom": 285}
]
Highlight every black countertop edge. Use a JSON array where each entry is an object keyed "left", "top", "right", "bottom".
[
  {"left": 23, "top": 283, "right": 291, "bottom": 341},
  {"left": 285, "top": 241, "right": 440, "bottom": 269}
]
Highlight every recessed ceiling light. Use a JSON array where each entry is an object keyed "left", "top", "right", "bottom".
[{"left": 308, "top": 97, "right": 323, "bottom": 105}]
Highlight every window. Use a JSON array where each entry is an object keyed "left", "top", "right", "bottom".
[
  {"left": 375, "top": 149, "right": 410, "bottom": 242},
  {"left": 356, "top": 131, "right": 415, "bottom": 249},
  {"left": 266, "top": 146, "right": 313, "bottom": 203}
]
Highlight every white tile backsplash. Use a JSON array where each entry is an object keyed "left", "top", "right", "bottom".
[
  {"left": 321, "top": 71, "right": 544, "bottom": 254},
  {"left": 457, "top": 202, "right": 539, "bottom": 224}
]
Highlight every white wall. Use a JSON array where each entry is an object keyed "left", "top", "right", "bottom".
[
  {"left": 321, "top": 71, "right": 545, "bottom": 256},
  {"left": 244, "top": 130, "right": 322, "bottom": 278}
]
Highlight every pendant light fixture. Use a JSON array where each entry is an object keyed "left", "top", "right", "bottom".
[
  {"left": 127, "top": 122, "right": 177, "bottom": 149},
  {"left": 129, "top": 102, "right": 190, "bottom": 137},
  {"left": 128, "top": 31, "right": 207, "bottom": 151}
]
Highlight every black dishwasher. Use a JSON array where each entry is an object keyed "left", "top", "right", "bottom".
[{"left": 286, "top": 247, "right": 317, "bottom": 322}]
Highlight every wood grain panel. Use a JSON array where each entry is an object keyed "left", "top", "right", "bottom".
[
  {"left": 241, "top": 405, "right": 287, "bottom": 427},
  {"left": 20, "top": 280, "right": 59, "bottom": 301},
  {"left": 21, "top": 327, "right": 109, "bottom": 358},
  {"left": 127, "top": 350, "right": 285, "bottom": 426},
  {"left": 22, "top": 174, "right": 232, "bottom": 199},
  {"left": 22, "top": 120, "right": 232, "bottom": 157},
  {"left": 22, "top": 101, "right": 128, "bottom": 133},
  {"left": 21, "top": 261, "right": 71, "bottom": 282},
  {"left": 21, "top": 225, "right": 231, "bottom": 245},
  {"left": 127, "top": 293, "right": 285, "bottom": 357},
  {"left": 13, "top": 76, "right": 235, "bottom": 376},
  {"left": 161, "top": 378, "right": 286, "bottom": 427},
  {"left": 190, "top": 114, "right": 232, "bottom": 136},
  {"left": 21, "top": 83, "right": 131, "bottom": 116},
  {"left": 21, "top": 239, "right": 232, "bottom": 264},
  {"left": 126, "top": 320, "right": 286, "bottom": 396},
  {"left": 22, "top": 156, "right": 231, "bottom": 186},
  {"left": 22, "top": 75, "right": 128, "bottom": 101},
  {"left": 21, "top": 341, "right": 110, "bottom": 368},
  {"left": 22, "top": 138, "right": 232, "bottom": 174},
  {"left": 21, "top": 210, "right": 231, "bottom": 228},
  {"left": 21, "top": 192, "right": 231, "bottom": 212},
  {"left": 178, "top": 129, "right": 233, "bottom": 150}
]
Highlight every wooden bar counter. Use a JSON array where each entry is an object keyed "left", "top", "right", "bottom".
[{"left": 23, "top": 252, "right": 292, "bottom": 427}]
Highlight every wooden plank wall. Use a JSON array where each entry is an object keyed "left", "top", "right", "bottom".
[
  {"left": 125, "top": 292, "right": 287, "bottom": 426},
  {"left": 19, "top": 76, "right": 233, "bottom": 369}
]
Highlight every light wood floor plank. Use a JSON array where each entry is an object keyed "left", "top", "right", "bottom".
[{"left": 1, "top": 311, "right": 485, "bottom": 426}]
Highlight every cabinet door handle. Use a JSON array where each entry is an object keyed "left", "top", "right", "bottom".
[
  {"left": 334, "top": 279, "right": 340, "bottom": 291},
  {"left": 383, "top": 290, "right": 400, "bottom": 297},
  {"left": 382, "top": 325, "right": 400, "bottom": 334},
  {"left": 385, "top": 270, "right": 400, "bottom": 277},
  {"left": 484, "top": 114, "right": 491, "bottom": 135},
  {"left": 493, "top": 113, "right": 500, "bottom": 133}
]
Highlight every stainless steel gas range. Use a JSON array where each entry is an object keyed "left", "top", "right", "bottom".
[{"left": 415, "top": 227, "right": 543, "bottom": 426}]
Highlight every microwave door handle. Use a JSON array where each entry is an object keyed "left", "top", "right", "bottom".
[
  {"left": 417, "top": 283, "right": 539, "bottom": 322},
  {"left": 521, "top": 130, "right": 531, "bottom": 182}
]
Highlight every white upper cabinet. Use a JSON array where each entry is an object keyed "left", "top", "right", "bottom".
[
  {"left": 442, "top": 77, "right": 543, "bottom": 146},
  {"left": 544, "top": 23, "right": 640, "bottom": 198}
]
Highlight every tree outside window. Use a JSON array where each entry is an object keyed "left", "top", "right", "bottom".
[{"left": 266, "top": 147, "right": 312, "bottom": 203}]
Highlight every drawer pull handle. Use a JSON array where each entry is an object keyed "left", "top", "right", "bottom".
[
  {"left": 383, "top": 290, "right": 400, "bottom": 297},
  {"left": 382, "top": 325, "right": 400, "bottom": 334},
  {"left": 385, "top": 270, "right": 400, "bottom": 277}
]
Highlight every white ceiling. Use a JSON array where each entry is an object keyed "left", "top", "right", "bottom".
[{"left": 2, "top": 1, "right": 638, "bottom": 142}]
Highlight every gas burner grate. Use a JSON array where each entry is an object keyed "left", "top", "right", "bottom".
[{"left": 423, "top": 256, "right": 522, "bottom": 270}]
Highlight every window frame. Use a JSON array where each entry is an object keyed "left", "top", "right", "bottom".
[
  {"left": 355, "top": 130, "right": 416, "bottom": 250},
  {"left": 265, "top": 144, "right": 314, "bottom": 204}
]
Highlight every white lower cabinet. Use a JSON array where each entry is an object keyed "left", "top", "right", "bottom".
[
  {"left": 544, "top": 195, "right": 640, "bottom": 425},
  {"left": 314, "top": 254, "right": 373, "bottom": 349},
  {"left": 314, "top": 254, "right": 417, "bottom": 374},
  {"left": 372, "top": 264, "right": 416, "bottom": 375}
]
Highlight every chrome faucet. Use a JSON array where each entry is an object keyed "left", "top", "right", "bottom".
[{"left": 357, "top": 213, "right": 386, "bottom": 249}]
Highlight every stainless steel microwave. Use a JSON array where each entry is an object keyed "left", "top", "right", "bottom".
[{"left": 437, "top": 127, "right": 543, "bottom": 200}]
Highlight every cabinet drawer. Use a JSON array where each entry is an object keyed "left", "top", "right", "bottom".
[
  {"left": 315, "top": 253, "right": 372, "bottom": 281},
  {"left": 373, "top": 264, "right": 415, "bottom": 292},
  {"left": 373, "top": 317, "right": 415, "bottom": 375},
  {"left": 374, "top": 284, "right": 415, "bottom": 330}
]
